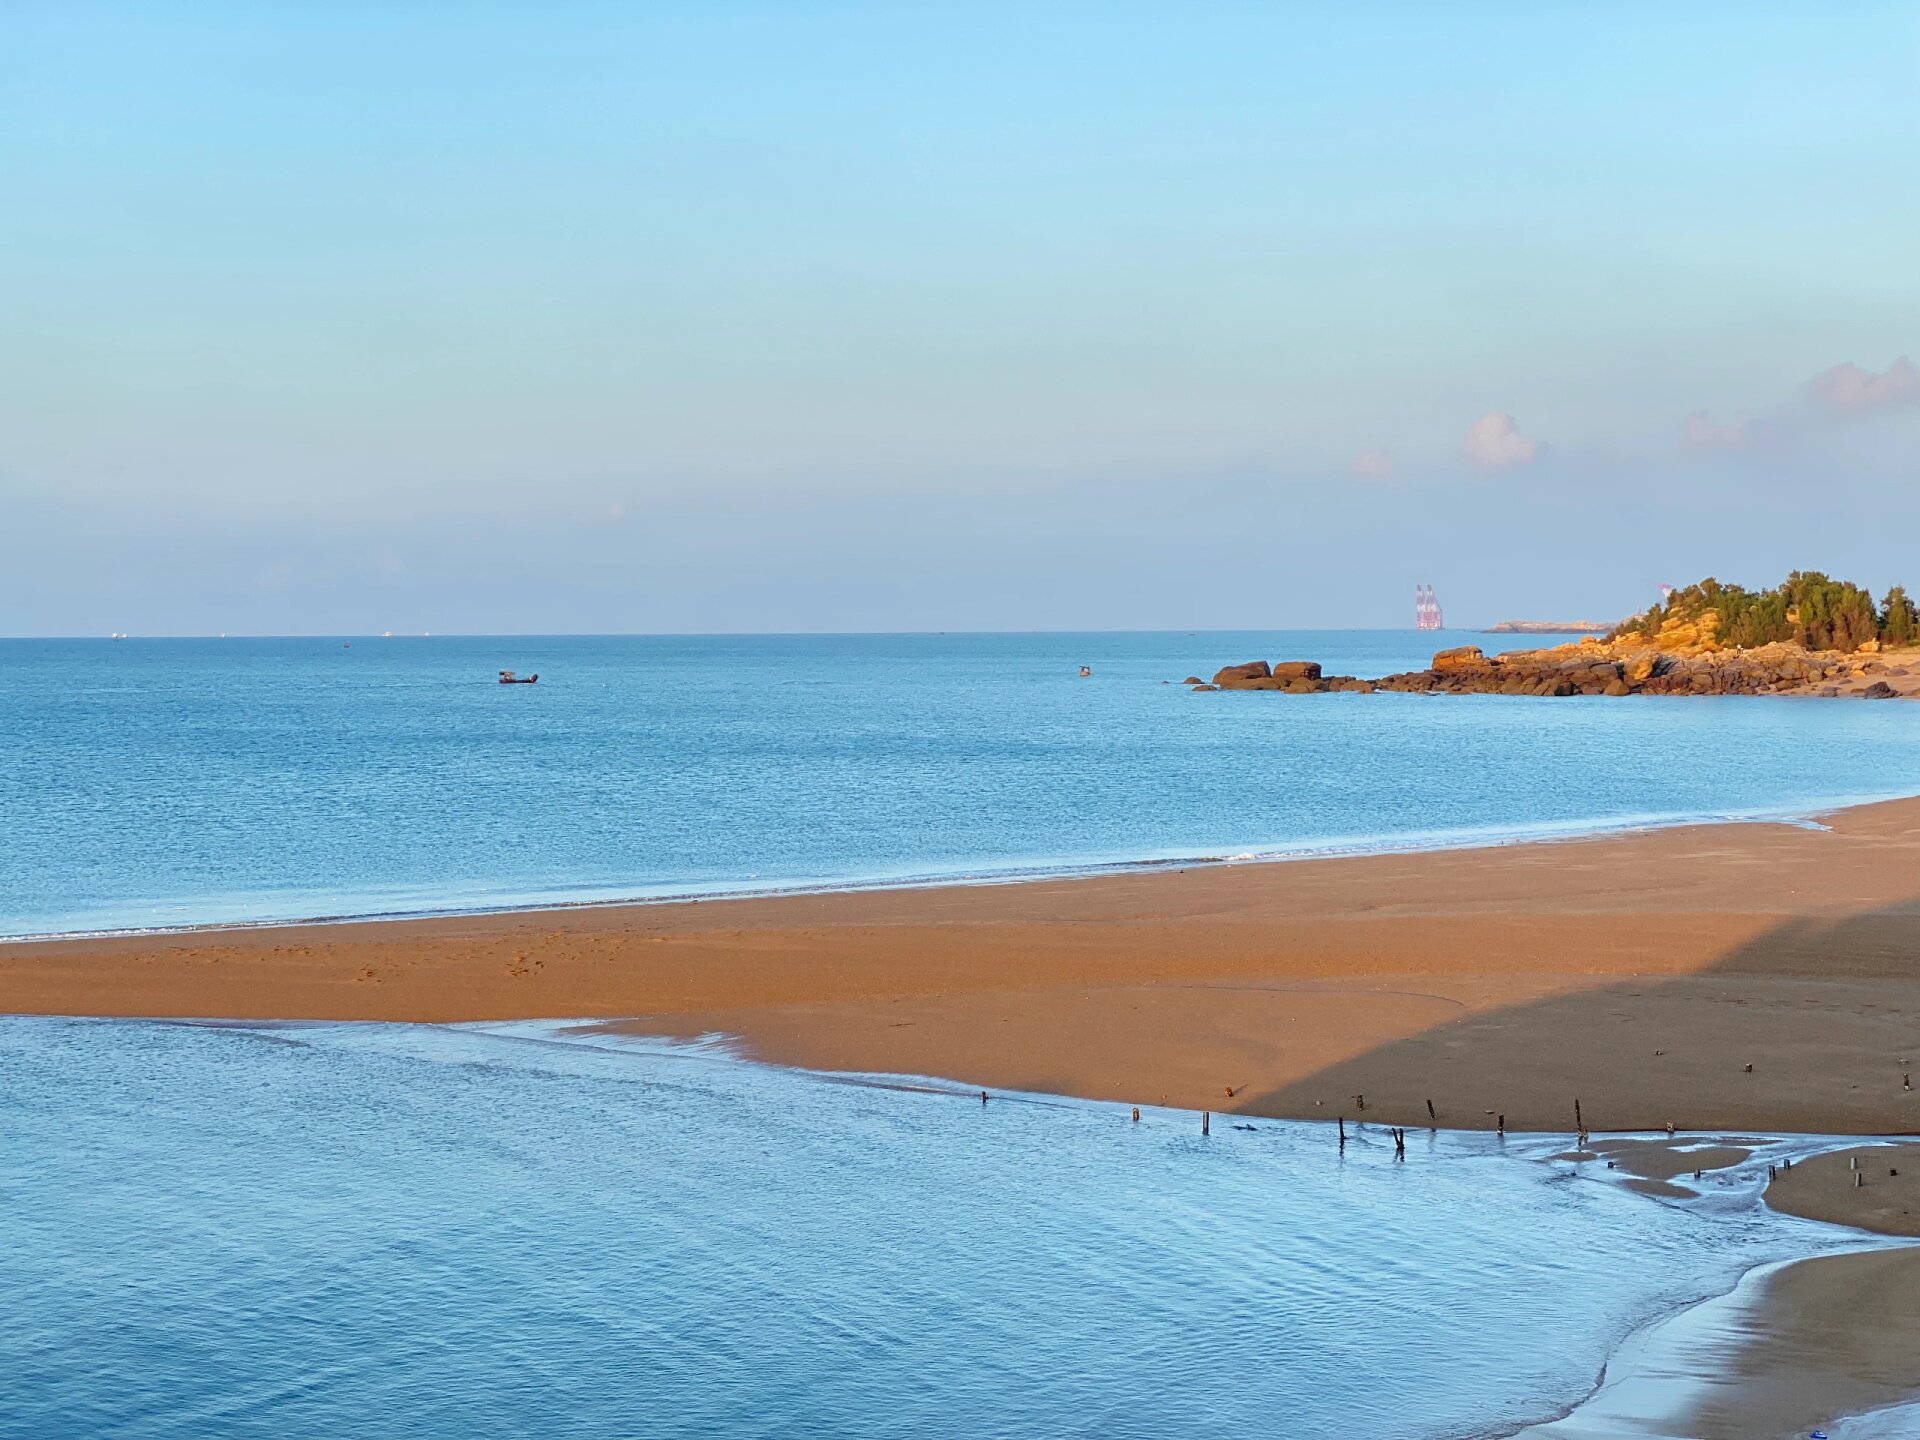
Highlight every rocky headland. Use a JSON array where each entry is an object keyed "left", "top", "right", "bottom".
[
  {"left": 1196, "top": 571, "right": 1920, "bottom": 699},
  {"left": 1197, "top": 639, "right": 1918, "bottom": 699}
]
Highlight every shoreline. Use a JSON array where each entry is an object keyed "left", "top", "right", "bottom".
[
  {"left": 9, "top": 791, "right": 1920, "bottom": 1139},
  {"left": 1521, "top": 1243, "right": 1920, "bottom": 1439},
  {"left": 6, "top": 783, "right": 1914, "bottom": 946},
  {"left": 575, "top": 1019, "right": 1920, "bottom": 1237},
  {"left": 1519, "top": 1137, "right": 1920, "bottom": 1438},
  {"left": 569, "top": 1029, "right": 1920, "bottom": 1436}
]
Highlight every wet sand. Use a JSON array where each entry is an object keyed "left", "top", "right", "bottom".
[
  {"left": 7, "top": 795, "right": 1920, "bottom": 1134},
  {"left": 1709, "top": 1146, "right": 1920, "bottom": 1439},
  {"left": 1518, "top": 1141, "right": 1920, "bottom": 1438},
  {"left": 1767, "top": 1143, "right": 1920, "bottom": 1237},
  {"left": 1526, "top": 1244, "right": 1920, "bottom": 1440},
  {"left": 1555, "top": 1136, "right": 1767, "bottom": 1200},
  {"left": 1695, "top": 1246, "right": 1920, "bottom": 1439}
]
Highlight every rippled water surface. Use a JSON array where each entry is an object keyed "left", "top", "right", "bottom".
[
  {"left": 5, "top": 632, "right": 1920, "bottom": 936},
  {"left": 0, "top": 1017, "right": 1872, "bottom": 1439}
]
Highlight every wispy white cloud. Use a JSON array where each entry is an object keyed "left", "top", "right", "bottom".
[
  {"left": 1348, "top": 447, "right": 1396, "bottom": 480},
  {"left": 1676, "top": 354, "right": 1918, "bottom": 462},
  {"left": 1679, "top": 410, "right": 1753, "bottom": 452},
  {"left": 1460, "top": 411, "right": 1539, "bottom": 470},
  {"left": 1349, "top": 352, "right": 1911, "bottom": 484},
  {"left": 1803, "top": 355, "right": 1920, "bottom": 415}
]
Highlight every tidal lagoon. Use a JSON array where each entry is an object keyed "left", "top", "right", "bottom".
[{"left": 0, "top": 1015, "right": 1897, "bottom": 1439}]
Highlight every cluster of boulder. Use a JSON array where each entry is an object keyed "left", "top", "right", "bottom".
[
  {"left": 1191, "top": 641, "right": 1913, "bottom": 699},
  {"left": 1189, "top": 660, "right": 1375, "bottom": 694}
]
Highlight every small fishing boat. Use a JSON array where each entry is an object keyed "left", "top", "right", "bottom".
[{"left": 498, "top": 670, "right": 540, "bottom": 685}]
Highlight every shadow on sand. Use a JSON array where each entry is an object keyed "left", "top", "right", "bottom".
[{"left": 1243, "top": 899, "right": 1920, "bottom": 1136}]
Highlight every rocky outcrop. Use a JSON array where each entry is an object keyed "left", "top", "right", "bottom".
[
  {"left": 1197, "top": 640, "right": 1917, "bottom": 700},
  {"left": 1430, "top": 646, "right": 1488, "bottom": 673},
  {"left": 1210, "top": 661, "right": 1270, "bottom": 687},
  {"left": 1206, "top": 659, "right": 1369, "bottom": 693},
  {"left": 1210, "top": 660, "right": 1326, "bottom": 690}
]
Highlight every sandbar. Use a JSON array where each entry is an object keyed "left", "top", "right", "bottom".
[{"left": 6, "top": 795, "right": 1920, "bottom": 1136}]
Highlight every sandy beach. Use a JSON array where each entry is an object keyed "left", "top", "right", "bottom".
[{"left": 8, "top": 793, "right": 1920, "bottom": 1147}]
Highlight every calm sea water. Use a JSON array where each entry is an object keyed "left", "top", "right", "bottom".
[
  {"left": 6, "top": 631, "right": 1920, "bottom": 937},
  {"left": 0, "top": 1016, "right": 1875, "bottom": 1440}
]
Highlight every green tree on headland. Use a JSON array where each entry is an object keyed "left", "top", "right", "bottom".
[
  {"left": 1784, "top": 571, "right": 1881, "bottom": 651},
  {"left": 1885, "top": 586, "right": 1918, "bottom": 648},
  {"left": 1614, "top": 571, "right": 1917, "bottom": 652}
]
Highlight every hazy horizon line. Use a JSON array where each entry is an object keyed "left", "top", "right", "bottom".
[{"left": 0, "top": 624, "right": 1619, "bottom": 642}]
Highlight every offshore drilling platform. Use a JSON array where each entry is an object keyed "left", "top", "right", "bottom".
[{"left": 1415, "top": 584, "right": 1445, "bottom": 631}]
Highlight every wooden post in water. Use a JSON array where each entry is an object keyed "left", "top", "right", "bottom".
[
  {"left": 1497, "top": 1114, "right": 1505, "bottom": 1137},
  {"left": 1574, "top": 1098, "right": 1583, "bottom": 1133},
  {"left": 1426, "top": 1098, "right": 1436, "bottom": 1124},
  {"left": 1131, "top": 1106, "right": 1140, "bottom": 1123},
  {"left": 1202, "top": 1111, "right": 1211, "bottom": 1137},
  {"left": 980, "top": 1090, "right": 988, "bottom": 1106},
  {"left": 1338, "top": 1116, "right": 1346, "bottom": 1149}
]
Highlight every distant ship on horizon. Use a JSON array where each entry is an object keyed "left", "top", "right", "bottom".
[{"left": 1415, "top": 584, "right": 1445, "bottom": 631}]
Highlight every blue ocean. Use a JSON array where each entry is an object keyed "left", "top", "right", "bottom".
[{"left": 6, "top": 630, "right": 1920, "bottom": 937}]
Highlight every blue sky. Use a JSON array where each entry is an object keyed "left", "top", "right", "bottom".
[{"left": 3, "top": 2, "right": 1916, "bottom": 634}]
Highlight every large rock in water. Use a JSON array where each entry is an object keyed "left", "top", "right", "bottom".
[
  {"left": 1270, "top": 660, "right": 1323, "bottom": 682},
  {"left": 1431, "top": 646, "right": 1488, "bottom": 672},
  {"left": 1211, "top": 660, "right": 1271, "bottom": 688},
  {"left": 1863, "top": 681, "right": 1898, "bottom": 699}
]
